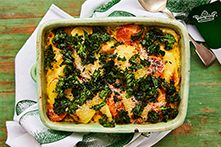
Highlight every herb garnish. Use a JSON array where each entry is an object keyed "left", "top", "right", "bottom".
[{"left": 45, "top": 44, "right": 56, "bottom": 69}]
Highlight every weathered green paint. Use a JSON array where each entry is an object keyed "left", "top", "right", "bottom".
[{"left": 0, "top": 0, "right": 220, "bottom": 146}]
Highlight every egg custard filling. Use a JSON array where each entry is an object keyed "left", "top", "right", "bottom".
[{"left": 44, "top": 25, "right": 181, "bottom": 127}]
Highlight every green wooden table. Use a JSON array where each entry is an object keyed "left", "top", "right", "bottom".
[{"left": 0, "top": 0, "right": 220, "bottom": 146}]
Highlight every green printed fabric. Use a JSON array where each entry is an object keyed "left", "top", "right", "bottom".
[
  {"left": 76, "top": 133, "right": 134, "bottom": 147},
  {"left": 108, "top": 10, "right": 136, "bottom": 17},
  {"left": 18, "top": 103, "right": 73, "bottom": 145},
  {"left": 16, "top": 100, "right": 37, "bottom": 116},
  {"left": 94, "top": 0, "right": 121, "bottom": 13}
]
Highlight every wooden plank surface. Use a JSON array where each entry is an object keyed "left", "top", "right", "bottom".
[{"left": 0, "top": 0, "right": 220, "bottom": 146}]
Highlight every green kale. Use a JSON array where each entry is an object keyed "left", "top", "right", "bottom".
[
  {"left": 45, "top": 44, "right": 57, "bottom": 69},
  {"left": 63, "top": 64, "right": 75, "bottom": 74},
  {"left": 146, "top": 43, "right": 165, "bottom": 56},
  {"left": 128, "top": 54, "right": 151, "bottom": 71},
  {"left": 159, "top": 106, "right": 178, "bottom": 122},
  {"left": 52, "top": 29, "right": 68, "bottom": 49},
  {"left": 141, "top": 28, "right": 163, "bottom": 47},
  {"left": 131, "top": 104, "right": 144, "bottom": 119},
  {"left": 53, "top": 95, "right": 71, "bottom": 115},
  {"left": 52, "top": 29, "right": 83, "bottom": 49},
  {"left": 74, "top": 42, "right": 87, "bottom": 58},
  {"left": 166, "top": 93, "right": 180, "bottom": 104},
  {"left": 147, "top": 110, "right": 160, "bottom": 123},
  {"left": 84, "top": 31, "right": 112, "bottom": 53},
  {"left": 141, "top": 28, "right": 166, "bottom": 56},
  {"left": 81, "top": 53, "right": 97, "bottom": 65},
  {"left": 115, "top": 110, "right": 130, "bottom": 123},
  {"left": 91, "top": 69, "right": 101, "bottom": 82},
  {"left": 75, "top": 86, "right": 94, "bottom": 106},
  {"left": 129, "top": 54, "right": 143, "bottom": 70},
  {"left": 76, "top": 30, "right": 112, "bottom": 65},
  {"left": 140, "top": 58, "right": 150, "bottom": 67},
  {"left": 99, "top": 114, "right": 115, "bottom": 128},
  {"left": 133, "top": 75, "right": 161, "bottom": 103},
  {"left": 99, "top": 84, "right": 112, "bottom": 99},
  {"left": 60, "top": 48, "right": 75, "bottom": 66},
  {"left": 54, "top": 70, "right": 80, "bottom": 97},
  {"left": 102, "top": 60, "right": 115, "bottom": 72},
  {"left": 161, "top": 80, "right": 180, "bottom": 103},
  {"left": 68, "top": 101, "right": 78, "bottom": 114},
  {"left": 91, "top": 101, "right": 107, "bottom": 111},
  {"left": 131, "top": 27, "right": 144, "bottom": 42},
  {"left": 159, "top": 34, "right": 176, "bottom": 50},
  {"left": 125, "top": 72, "right": 137, "bottom": 98},
  {"left": 98, "top": 52, "right": 107, "bottom": 65},
  {"left": 98, "top": 53, "right": 118, "bottom": 65},
  {"left": 162, "top": 80, "right": 177, "bottom": 95}
]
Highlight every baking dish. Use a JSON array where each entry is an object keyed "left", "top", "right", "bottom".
[{"left": 32, "top": 17, "right": 190, "bottom": 133}]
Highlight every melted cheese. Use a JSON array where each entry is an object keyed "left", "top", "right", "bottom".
[{"left": 114, "top": 44, "right": 137, "bottom": 70}]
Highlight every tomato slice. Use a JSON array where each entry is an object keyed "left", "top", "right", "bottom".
[
  {"left": 107, "top": 92, "right": 125, "bottom": 117},
  {"left": 116, "top": 25, "right": 143, "bottom": 45}
]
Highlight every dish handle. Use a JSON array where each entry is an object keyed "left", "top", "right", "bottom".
[{"left": 30, "top": 63, "right": 37, "bottom": 83}]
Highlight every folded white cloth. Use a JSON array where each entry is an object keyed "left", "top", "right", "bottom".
[{"left": 6, "top": 0, "right": 214, "bottom": 147}]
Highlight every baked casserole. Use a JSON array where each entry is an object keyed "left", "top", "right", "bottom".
[{"left": 44, "top": 24, "right": 182, "bottom": 128}]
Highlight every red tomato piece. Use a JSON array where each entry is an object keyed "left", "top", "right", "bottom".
[
  {"left": 116, "top": 25, "right": 143, "bottom": 45},
  {"left": 107, "top": 92, "right": 125, "bottom": 117}
]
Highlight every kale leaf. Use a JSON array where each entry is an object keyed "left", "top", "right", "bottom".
[
  {"left": 99, "top": 114, "right": 115, "bottom": 128},
  {"left": 146, "top": 43, "right": 165, "bottom": 56},
  {"left": 160, "top": 106, "right": 178, "bottom": 122},
  {"left": 131, "top": 104, "right": 144, "bottom": 119},
  {"left": 162, "top": 80, "right": 180, "bottom": 104},
  {"left": 141, "top": 28, "right": 163, "bottom": 47},
  {"left": 52, "top": 29, "right": 83, "bottom": 49},
  {"left": 141, "top": 28, "right": 166, "bottom": 56},
  {"left": 60, "top": 48, "right": 75, "bottom": 66},
  {"left": 99, "top": 84, "right": 112, "bottom": 99},
  {"left": 147, "top": 110, "right": 160, "bottom": 123},
  {"left": 115, "top": 110, "right": 130, "bottom": 124},
  {"left": 53, "top": 95, "right": 71, "bottom": 115},
  {"left": 45, "top": 44, "right": 56, "bottom": 69},
  {"left": 91, "top": 101, "right": 107, "bottom": 111},
  {"left": 131, "top": 27, "right": 144, "bottom": 42},
  {"left": 159, "top": 34, "right": 176, "bottom": 50}
]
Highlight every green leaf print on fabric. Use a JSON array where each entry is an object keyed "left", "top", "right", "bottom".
[
  {"left": 90, "top": 0, "right": 121, "bottom": 17},
  {"left": 34, "top": 129, "right": 72, "bottom": 145},
  {"left": 76, "top": 133, "right": 134, "bottom": 147},
  {"left": 108, "top": 11, "right": 136, "bottom": 17},
  {"left": 167, "top": 0, "right": 211, "bottom": 13},
  {"left": 16, "top": 100, "right": 37, "bottom": 116},
  {"left": 19, "top": 110, "right": 72, "bottom": 144},
  {"left": 94, "top": 0, "right": 121, "bottom": 13}
]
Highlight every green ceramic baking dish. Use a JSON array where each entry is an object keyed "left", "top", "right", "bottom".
[{"left": 34, "top": 17, "right": 190, "bottom": 133}]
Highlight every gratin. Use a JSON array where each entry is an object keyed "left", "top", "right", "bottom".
[{"left": 44, "top": 25, "right": 181, "bottom": 127}]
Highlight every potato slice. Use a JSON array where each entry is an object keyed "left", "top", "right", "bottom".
[{"left": 71, "top": 27, "right": 93, "bottom": 37}]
